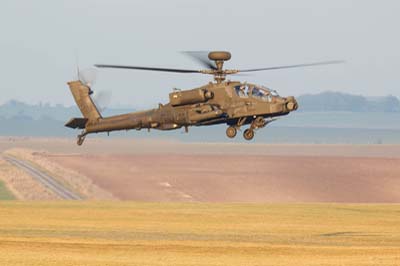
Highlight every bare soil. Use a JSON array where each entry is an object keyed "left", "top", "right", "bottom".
[
  {"left": 2, "top": 138, "right": 400, "bottom": 203},
  {"left": 47, "top": 153, "right": 400, "bottom": 203}
]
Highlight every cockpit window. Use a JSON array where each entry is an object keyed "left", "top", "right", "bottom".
[
  {"left": 252, "top": 87, "right": 264, "bottom": 97},
  {"left": 234, "top": 85, "right": 249, "bottom": 98},
  {"left": 252, "top": 85, "right": 280, "bottom": 101},
  {"left": 235, "top": 84, "right": 278, "bottom": 101},
  {"left": 249, "top": 86, "right": 271, "bottom": 102},
  {"left": 270, "top": 89, "right": 279, "bottom": 97}
]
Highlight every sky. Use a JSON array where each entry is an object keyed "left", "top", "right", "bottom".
[{"left": 1, "top": 0, "right": 399, "bottom": 108}]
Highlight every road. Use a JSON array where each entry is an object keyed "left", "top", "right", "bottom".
[{"left": 3, "top": 155, "right": 82, "bottom": 200}]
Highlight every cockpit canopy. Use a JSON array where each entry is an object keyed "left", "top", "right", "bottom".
[{"left": 234, "top": 84, "right": 279, "bottom": 101}]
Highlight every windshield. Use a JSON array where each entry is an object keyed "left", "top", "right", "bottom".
[
  {"left": 255, "top": 85, "right": 279, "bottom": 96},
  {"left": 250, "top": 85, "right": 279, "bottom": 101},
  {"left": 234, "top": 84, "right": 279, "bottom": 101}
]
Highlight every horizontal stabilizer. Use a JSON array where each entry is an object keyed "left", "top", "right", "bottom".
[{"left": 65, "top": 118, "right": 88, "bottom": 129}]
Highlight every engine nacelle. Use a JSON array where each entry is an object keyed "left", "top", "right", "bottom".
[{"left": 169, "top": 88, "right": 213, "bottom": 106}]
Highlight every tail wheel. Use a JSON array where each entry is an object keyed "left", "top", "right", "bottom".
[
  {"left": 226, "top": 126, "right": 237, "bottom": 138},
  {"left": 243, "top": 129, "right": 255, "bottom": 141},
  {"left": 77, "top": 134, "right": 86, "bottom": 146}
]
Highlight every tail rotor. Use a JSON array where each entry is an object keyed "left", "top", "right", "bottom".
[
  {"left": 76, "top": 67, "right": 112, "bottom": 112},
  {"left": 78, "top": 67, "right": 98, "bottom": 89},
  {"left": 93, "top": 90, "right": 112, "bottom": 112}
]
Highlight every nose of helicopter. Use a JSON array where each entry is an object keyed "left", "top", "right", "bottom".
[{"left": 285, "top": 96, "right": 298, "bottom": 111}]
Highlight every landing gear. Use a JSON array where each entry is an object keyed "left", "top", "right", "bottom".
[
  {"left": 77, "top": 133, "right": 86, "bottom": 146},
  {"left": 243, "top": 128, "right": 255, "bottom": 141},
  {"left": 225, "top": 117, "right": 246, "bottom": 139},
  {"left": 242, "top": 116, "right": 266, "bottom": 140},
  {"left": 226, "top": 116, "right": 267, "bottom": 141},
  {"left": 226, "top": 126, "right": 237, "bottom": 138}
]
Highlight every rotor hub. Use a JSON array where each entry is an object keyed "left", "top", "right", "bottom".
[
  {"left": 208, "top": 51, "right": 232, "bottom": 61},
  {"left": 207, "top": 51, "right": 232, "bottom": 82}
]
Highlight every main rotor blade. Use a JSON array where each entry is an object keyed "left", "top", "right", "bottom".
[
  {"left": 95, "top": 64, "right": 200, "bottom": 73},
  {"left": 181, "top": 51, "right": 217, "bottom": 70},
  {"left": 239, "top": 60, "right": 345, "bottom": 72}
]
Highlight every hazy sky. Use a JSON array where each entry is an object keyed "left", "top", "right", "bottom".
[{"left": 1, "top": 0, "right": 399, "bottom": 108}]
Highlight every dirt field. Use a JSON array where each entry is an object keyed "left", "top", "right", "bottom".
[
  {"left": 2, "top": 137, "right": 400, "bottom": 157},
  {"left": 43, "top": 143, "right": 400, "bottom": 203},
  {"left": 1, "top": 137, "right": 400, "bottom": 202},
  {"left": 0, "top": 202, "right": 399, "bottom": 266}
]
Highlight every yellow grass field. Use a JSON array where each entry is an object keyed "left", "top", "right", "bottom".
[{"left": 0, "top": 202, "right": 399, "bottom": 266}]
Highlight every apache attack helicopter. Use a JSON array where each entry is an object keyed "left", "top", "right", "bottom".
[{"left": 66, "top": 51, "right": 341, "bottom": 145}]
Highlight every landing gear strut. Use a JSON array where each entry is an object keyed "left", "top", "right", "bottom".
[
  {"left": 253, "top": 116, "right": 266, "bottom": 128},
  {"left": 242, "top": 116, "right": 265, "bottom": 141}
]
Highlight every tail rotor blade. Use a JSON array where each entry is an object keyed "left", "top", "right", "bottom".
[
  {"left": 93, "top": 90, "right": 112, "bottom": 112},
  {"left": 79, "top": 67, "right": 98, "bottom": 86}
]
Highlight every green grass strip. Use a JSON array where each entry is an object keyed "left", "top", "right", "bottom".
[{"left": 0, "top": 180, "right": 15, "bottom": 200}]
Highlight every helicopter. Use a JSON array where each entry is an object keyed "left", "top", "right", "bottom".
[{"left": 66, "top": 51, "right": 341, "bottom": 145}]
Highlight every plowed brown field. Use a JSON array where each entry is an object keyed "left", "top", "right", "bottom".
[{"left": 36, "top": 139, "right": 400, "bottom": 203}]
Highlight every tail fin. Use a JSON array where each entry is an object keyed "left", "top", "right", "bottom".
[{"left": 68, "top": 81, "right": 102, "bottom": 121}]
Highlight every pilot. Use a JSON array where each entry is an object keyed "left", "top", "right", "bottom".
[
  {"left": 244, "top": 85, "right": 251, "bottom": 96},
  {"left": 238, "top": 86, "right": 246, "bottom": 97}
]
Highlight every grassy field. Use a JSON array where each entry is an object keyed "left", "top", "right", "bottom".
[
  {"left": 0, "top": 202, "right": 399, "bottom": 266},
  {"left": 0, "top": 180, "right": 14, "bottom": 200}
]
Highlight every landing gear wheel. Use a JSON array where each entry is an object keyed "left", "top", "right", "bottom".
[
  {"left": 243, "top": 129, "right": 255, "bottom": 141},
  {"left": 226, "top": 126, "right": 237, "bottom": 138},
  {"left": 77, "top": 134, "right": 86, "bottom": 146}
]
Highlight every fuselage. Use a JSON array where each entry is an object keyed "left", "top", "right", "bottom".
[{"left": 84, "top": 81, "right": 298, "bottom": 134}]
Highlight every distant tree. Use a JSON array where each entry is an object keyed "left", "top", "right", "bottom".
[
  {"left": 298, "top": 92, "right": 400, "bottom": 112},
  {"left": 382, "top": 95, "right": 400, "bottom": 112}
]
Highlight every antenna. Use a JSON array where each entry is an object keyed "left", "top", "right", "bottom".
[{"left": 75, "top": 50, "right": 80, "bottom": 81}]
